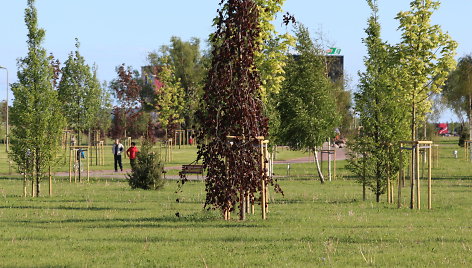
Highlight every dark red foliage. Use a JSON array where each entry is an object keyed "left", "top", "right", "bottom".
[
  {"left": 49, "top": 53, "right": 61, "bottom": 89},
  {"left": 190, "top": 0, "right": 280, "bottom": 216}
]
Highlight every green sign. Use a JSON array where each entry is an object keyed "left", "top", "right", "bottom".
[{"left": 326, "top": 48, "right": 342, "bottom": 55}]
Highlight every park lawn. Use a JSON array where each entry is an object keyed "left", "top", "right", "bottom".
[
  {"left": 0, "top": 176, "right": 471, "bottom": 267},
  {"left": 0, "top": 137, "right": 471, "bottom": 266}
]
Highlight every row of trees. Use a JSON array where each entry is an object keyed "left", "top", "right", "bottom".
[
  {"left": 9, "top": 0, "right": 353, "bottom": 198},
  {"left": 348, "top": 0, "right": 457, "bottom": 203},
  {"left": 10, "top": 0, "right": 110, "bottom": 196}
]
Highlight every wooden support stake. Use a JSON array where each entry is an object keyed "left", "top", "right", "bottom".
[
  {"left": 428, "top": 145, "right": 432, "bottom": 209},
  {"left": 333, "top": 150, "right": 337, "bottom": 180},
  {"left": 261, "top": 140, "right": 266, "bottom": 220},
  {"left": 23, "top": 173, "right": 27, "bottom": 198},
  {"left": 49, "top": 166, "right": 52, "bottom": 197},
  {"left": 87, "top": 147, "right": 90, "bottom": 182},
  {"left": 69, "top": 149, "right": 72, "bottom": 183},
  {"left": 398, "top": 143, "right": 403, "bottom": 208},
  {"left": 410, "top": 145, "right": 415, "bottom": 210},
  {"left": 416, "top": 143, "right": 420, "bottom": 210},
  {"left": 31, "top": 173, "right": 35, "bottom": 197},
  {"left": 246, "top": 192, "right": 250, "bottom": 214}
]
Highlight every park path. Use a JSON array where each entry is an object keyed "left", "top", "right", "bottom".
[
  {"left": 273, "top": 147, "right": 347, "bottom": 164},
  {"left": 53, "top": 147, "right": 347, "bottom": 180}
]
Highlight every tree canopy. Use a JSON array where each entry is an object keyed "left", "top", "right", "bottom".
[{"left": 10, "top": 0, "right": 65, "bottom": 196}]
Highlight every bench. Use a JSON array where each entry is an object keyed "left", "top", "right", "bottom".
[{"left": 180, "top": 164, "right": 204, "bottom": 179}]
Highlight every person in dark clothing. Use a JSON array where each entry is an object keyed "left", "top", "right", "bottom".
[{"left": 112, "top": 139, "right": 124, "bottom": 172}]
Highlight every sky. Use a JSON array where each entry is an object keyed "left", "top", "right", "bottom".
[{"left": 0, "top": 0, "right": 471, "bottom": 122}]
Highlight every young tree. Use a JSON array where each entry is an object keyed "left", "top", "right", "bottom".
[
  {"left": 58, "top": 39, "right": 101, "bottom": 145},
  {"left": 10, "top": 0, "right": 65, "bottom": 196},
  {"left": 92, "top": 81, "right": 113, "bottom": 138},
  {"left": 396, "top": 0, "right": 457, "bottom": 208},
  {"left": 153, "top": 37, "right": 205, "bottom": 129},
  {"left": 196, "top": 0, "right": 279, "bottom": 220},
  {"left": 347, "top": 0, "right": 408, "bottom": 202},
  {"left": 109, "top": 65, "right": 144, "bottom": 138},
  {"left": 277, "top": 24, "right": 340, "bottom": 183},
  {"left": 396, "top": 0, "right": 457, "bottom": 140},
  {"left": 254, "top": 0, "right": 294, "bottom": 141},
  {"left": 442, "top": 55, "right": 472, "bottom": 140},
  {"left": 153, "top": 58, "right": 185, "bottom": 138},
  {"left": 144, "top": 54, "right": 185, "bottom": 138}
]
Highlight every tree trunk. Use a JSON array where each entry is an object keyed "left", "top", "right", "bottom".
[
  {"left": 78, "top": 130, "right": 81, "bottom": 183},
  {"left": 362, "top": 154, "right": 366, "bottom": 201},
  {"left": 376, "top": 159, "right": 381, "bottom": 202},
  {"left": 239, "top": 190, "right": 245, "bottom": 221},
  {"left": 23, "top": 173, "right": 27, "bottom": 197},
  {"left": 328, "top": 140, "right": 332, "bottom": 181},
  {"left": 469, "top": 95, "right": 472, "bottom": 144},
  {"left": 410, "top": 101, "right": 416, "bottom": 209},
  {"left": 313, "top": 148, "right": 325, "bottom": 183},
  {"left": 35, "top": 163, "right": 40, "bottom": 197}
]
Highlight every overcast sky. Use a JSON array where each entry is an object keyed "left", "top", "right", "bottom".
[{"left": 1, "top": 0, "right": 471, "bottom": 122}]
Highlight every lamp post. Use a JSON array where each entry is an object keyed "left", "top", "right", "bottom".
[{"left": 0, "top": 66, "right": 9, "bottom": 152}]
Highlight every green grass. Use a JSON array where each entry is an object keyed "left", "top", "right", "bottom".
[{"left": 0, "top": 137, "right": 472, "bottom": 266}]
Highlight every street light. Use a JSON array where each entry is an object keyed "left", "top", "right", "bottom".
[{"left": 0, "top": 66, "right": 9, "bottom": 152}]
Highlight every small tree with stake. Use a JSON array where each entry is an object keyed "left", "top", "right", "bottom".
[
  {"left": 10, "top": 0, "right": 65, "bottom": 197},
  {"left": 194, "top": 0, "right": 281, "bottom": 220},
  {"left": 347, "top": 0, "right": 408, "bottom": 202}
]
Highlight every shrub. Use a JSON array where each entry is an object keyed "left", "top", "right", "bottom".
[{"left": 126, "top": 140, "right": 165, "bottom": 190}]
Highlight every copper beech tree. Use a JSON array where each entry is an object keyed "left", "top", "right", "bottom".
[{"left": 193, "top": 0, "right": 281, "bottom": 220}]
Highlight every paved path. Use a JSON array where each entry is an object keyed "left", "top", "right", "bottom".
[
  {"left": 274, "top": 147, "right": 347, "bottom": 164},
  {"left": 54, "top": 147, "right": 347, "bottom": 180}
]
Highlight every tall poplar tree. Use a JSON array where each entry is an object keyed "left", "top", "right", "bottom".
[
  {"left": 396, "top": 0, "right": 457, "bottom": 208},
  {"left": 347, "top": 0, "right": 408, "bottom": 202},
  {"left": 10, "top": 0, "right": 65, "bottom": 196},
  {"left": 396, "top": 0, "right": 457, "bottom": 140},
  {"left": 58, "top": 39, "right": 101, "bottom": 146}
]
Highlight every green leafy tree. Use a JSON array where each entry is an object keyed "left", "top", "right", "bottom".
[
  {"left": 153, "top": 37, "right": 205, "bottom": 129},
  {"left": 254, "top": 0, "right": 294, "bottom": 100},
  {"left": 58, "top": 39, "right": 101, "bottom": 145},
  {"left": 395, "top": 0, "right": 457, "bottom": 140},
  {"left": 254, "top": 0, "right": 294, "bottom": 141},
  {"left": 396, "top": 0, "right": 457, "bottom": 208},
  {"left": 347, "top": 0, "right": 409, "bottom": 202},
  {"left": 127, "top": 140, "right": 165, "bottom": 190},
  {"left": 109, "top": 65, "right": 145, "bottom": 138},
  {"left": 92, "top": 81, "right": 113, "bottom": 138},
  {"left": 151, "top": 57, "right": 185, "bottom": 138},
  {"left": 277, "top": 24, "right": 340, "bottom": 183},
  {"left": 443, "top": 55, "right": 472, "bottom": 141},
  {"left": 10, "top": 0, "right": 65, "bottom": 196}
]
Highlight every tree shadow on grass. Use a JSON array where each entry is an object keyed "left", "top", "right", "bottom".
[
  {"left": 4, "top": 211, "right": 265, "bottom": 229},
  {"left": 0, "top": 205, "right": 144, "bottom": 211}
]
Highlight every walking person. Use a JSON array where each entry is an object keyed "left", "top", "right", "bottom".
[
  {"left": 126, "top": 142, "right": 139, "bottom": 170},
  {"left": 112, "top": 139, "right": 124, "bottom": 172}
]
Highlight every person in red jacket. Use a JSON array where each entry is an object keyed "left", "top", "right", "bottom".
[{"left": 126, "top": 142, "right": 139, "bottom": 170}]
